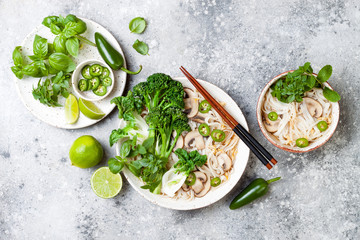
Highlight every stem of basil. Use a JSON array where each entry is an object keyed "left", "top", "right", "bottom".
[{"left": 75, "top": 35, "right": 96, "bottom": 47}]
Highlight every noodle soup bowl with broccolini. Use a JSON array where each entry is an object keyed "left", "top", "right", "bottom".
[{"left": 256, "top": 63, "right": 340, "bottom": 153}]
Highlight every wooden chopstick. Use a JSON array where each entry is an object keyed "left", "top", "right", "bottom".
[{"left": 180, "top": 66, "right": 277, "bottom": 170}]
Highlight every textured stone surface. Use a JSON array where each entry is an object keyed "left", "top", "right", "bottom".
[{"left": 1, "top": 0, "right": 359, "bottom": 239}]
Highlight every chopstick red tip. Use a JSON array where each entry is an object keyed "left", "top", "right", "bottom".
[
  {"left": 266, "top": 163, "right": 272, "bottom": 170},
  {"left": 270, "top": 158, "right": 277, "bottom": 165}
]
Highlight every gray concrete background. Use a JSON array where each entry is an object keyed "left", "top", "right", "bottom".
[{"left": 1, "top": 0, "right": 359, "bottom": 239}]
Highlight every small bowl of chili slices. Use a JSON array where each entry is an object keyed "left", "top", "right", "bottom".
[{"left": 72, "top": 59, "right": 114, "bottom": 101}]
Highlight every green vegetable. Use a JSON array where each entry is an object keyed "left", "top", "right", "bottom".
[
  {"left": 173, "top": 149, "right": 207, "bottom": 176},
  {"left": 100, "top": 67, "right": 110, "bottom": 79},
  {"left": 199, "top": 100, "right": 211, "bottom": 113},
  {"left": 185, "top": 172, "right": 196, "bottom": 186},
  {"left": 65, "top": 37, "right": 79, "bottom": 57},
  {"left": 317, "top": 121, "right": 328, "bottom": 132},
  {"left": 89, "top": 77, "right": 100, "bottom": 90},
  {"left": 229, "top": 177, "right": 281, "bottom": 210},
  {"left": 270, "top": 62, "right": 341, "bottom": 103},
  {"left": 296, "top": 138, "right": 309, "bottom": 148},
  {"left": 210, "top": 177, "right": 221, "bottom": 187},
  {"left": 89, "top": 64, "right": 103, "bottom": 77},
  {"left": 108, "top": 157, "right": 126, "bottom": 174},
  {"left": 81, "top": 65, "right": 92, "bottom": 79},
  {"left": 268, "top": 111, "right": 278, "bottom": 121},
  {"left": 102, "top": 77, "right": 112, "bottom": 87},
  {"left": 129, "top": 17, "right": 147, "bottom": 34},
  {"left": 198, "top": 123, "right": 210, "bottom": 136},
  {"left": 211, "top": 129, "right": 226, "bottom": 142},
  {"left": 95, "top": 32, "right": 142, "bottom": 75},
  {"left": 93, "top": 84, "right": 107, "bottom": 96},
  {"left": 78, "top": 79, "right": 88, "bottom": 91},
  {"left": 132, "top": 39, "right": 149, "bottom": 55},
  {"left": 48, "top": 53, "right": 76, "bottom": 72}
]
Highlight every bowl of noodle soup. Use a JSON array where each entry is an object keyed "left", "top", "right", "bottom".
[{"left": 257, "top": 71, "right": 340, "bottom": 153}]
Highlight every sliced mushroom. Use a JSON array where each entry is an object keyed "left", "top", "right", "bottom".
[
  {"left": 184, "top": 130, "right": 205, "bottom": 150},
  {"left": 191, "top": 171, "right": 206, "bottom": 194},
  {"left": 192, "top": 112, "right": 209, "bottom": 124},
  {"left": 181, "top": 183, "right": 190, "bottom": 192},
  {"left": 217, "top": 153, "right": 232, "bottom": 171},
  {"left": 183, "top": 88, "right": 198, "bottom": 118},
  {"left": 303, "top": 97, "right": 323, "bottom": 118},
  {"left": 264, "top": 116, "right": 280, "bottom": 133},
  {"left": 195, "top": 173, "right": 211, "bottom": 198},
  {"left": 172, "top": 131, "right": 184, "bottom": 151}
]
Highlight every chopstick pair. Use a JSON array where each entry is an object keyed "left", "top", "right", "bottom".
[{"left": 180, "top": 66, "right": 277, "bottom": 170}]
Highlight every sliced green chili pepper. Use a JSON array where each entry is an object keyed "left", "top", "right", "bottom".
[
  {"left": 317, "top": 121, "right": 328, "bottom": 132},
  {"left": 185, "top": 172, "right": 196, "bottom": 186},
  {"left": 268, "top": 111, "right": 278, "bottom": 121},
  {"left": 296, "top": 138, "right": 309, "bottom": 148},
  {"left": 100, "top": 67, "right": 110, "bottom": 79},
  {"left": 89, "top": 77, "right": 100, "bottom": 90},
  {"left": 230, "top": 177, "right": 281, "bottom": 210},
  {"left": 93, "top": 84, "right": 107, "bottom": 96},
  {"left": 199, "top": 100, "right": 211, "bottom": 113},
  {"left": 89, "top": 64, "right": 103, "bottom": 77},
  {"left": 102, "top": 77, "right": 112, "bottom": 87},
  {"left": 78, "top": 79, "right": 88, "bottom": 92},
  {"left": 81, "top": 65, "right": 92, "bottom": 80},
  {"left": 95, "top": 32, "right": 142, "bottom": 75},
  {"left": 210, "top": 177, "right": 221, "bottom": 187},
  {"left": 198, "top": 123, "right": 210, "bottom": 137},
  {"left": 211, "top": 129, "right": 226, "bottom": 142}
]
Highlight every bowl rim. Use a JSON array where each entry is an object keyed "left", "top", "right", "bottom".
[
  {"left": 256, "top": 70, "right": 340, "bottom": 153},
  {"left": 71, "top": 59, "right": 115, "bottom": 101}
]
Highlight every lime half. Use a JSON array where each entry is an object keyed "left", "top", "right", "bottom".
[
  {"left": 79, "top": 98, "right": 105, "bottom": 120},
  {"left": 65, "top": 94, "right": 79, "bottom": 124},
  {"left": 91, "top": 167, "right": 122, "bottom": 199}
]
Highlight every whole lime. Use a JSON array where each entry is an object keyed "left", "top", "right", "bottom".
[{"left": 69, "top": 135, "right": 104, "bottom": 168}]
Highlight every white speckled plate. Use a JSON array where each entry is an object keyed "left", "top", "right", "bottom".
[
  {"left": 14, "top": 18, "right": 127, "bottom": 129},
  {"left": 116, "top": 77, "right": 250, "bottom": 210}
]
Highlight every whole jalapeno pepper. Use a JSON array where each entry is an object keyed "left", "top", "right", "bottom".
[
  {"left": 229, "top": 177, "right": 281, "bottom": 210},
  {"left": 95, "top": 32, "right": 142, "bottom": 75}
]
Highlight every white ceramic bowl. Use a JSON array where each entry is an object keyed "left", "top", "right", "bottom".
[
  {"left": 72, "top": 59, "right": 115, "bottom": 101},
  {"left": 256, "top": 71, "right": 340, "bottom": 153}
]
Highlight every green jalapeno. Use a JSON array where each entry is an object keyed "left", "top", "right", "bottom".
[
  {"left": 268, "top": 111, "right": 278, "bottom": 121},
  {"left": 100, "top": 67, "right": 110, "bottom": 79},
  {"left": 78, "top": 79, "right": 88, "bottom": 92},
  {"left": 89, "top": 64, "right": 103, "bottom": 77},
  {"left": 89, "top": 77, "right": 100, "bottom": 90},
  {"left": 198, "top": 123, "right": 210, "bottom": 137},
  {"left": 210, "top": 177, "right": 221, "bottom": 187},
  {"left": 93, "top": 84, "right": 107, "bottom": 96},
  {"left": 81, "top": 65, "right": 92, "bottom": 80},
  {"left": 230, "top": 177, "right": 281, "bottom": 210},
  {"left": 185, "top": 172, "right": 196, "bottom": 186},
  {"left": 211, "top": 129, "right": 226, "bottom": 142},
  {"left": 102, "top": 77, "right": 112, "bottom": 87},
  {"left": 317, "top": 121, "right": 328, "bottom": 132},
  {"left": 199, "top": 100, "right": 211, "bottom": 113},
  {"left": 95, "top": 32, "right": 142, "bottom": 75},
  {"left": 296, "top": 138, "right": 309, "bottom": 148}
]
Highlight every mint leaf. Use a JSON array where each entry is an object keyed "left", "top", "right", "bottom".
[
  {"left": 323, "top": 87, "right": 341, "bottom": 102},
  {"left": 108, "top": 158, "right": 125, "bottom": 174},
  {"left": 317, "top": 65, "right": 332, "bottom": 83}
]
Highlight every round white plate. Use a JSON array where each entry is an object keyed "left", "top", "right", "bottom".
[
  {"left": 14, "top": 18, "right": 127, "bottom": 129},
  {"left": 116, "top": 77, "right": 250, "bottom": 210}
]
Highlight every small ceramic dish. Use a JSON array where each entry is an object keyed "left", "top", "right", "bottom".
[
  {"left": 72, "top": 59, "right": 115, "bottom": 101},
  {"left": 256, "top": 71, "right": 340, "bottom": 153}
]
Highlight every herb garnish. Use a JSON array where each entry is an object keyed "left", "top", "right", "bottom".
[
  {"left": 132, "top": 39, "right": 149, "bottom": 55},
  {"left": 129, "top": 17, "right": 147, "bottom": 34}
]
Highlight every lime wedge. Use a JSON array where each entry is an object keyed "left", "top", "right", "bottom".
[
  {"left": 91, "top": 167, "right": 122, "bottom": 198},
  {"left": 79, "top": 98, "right": 105, "bottom": 120},
  {"left": 65, "top": 94, "right": 79, "bottom": 124}
]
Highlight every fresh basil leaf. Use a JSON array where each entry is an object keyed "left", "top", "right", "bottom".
[
  {"left": 137, "top": 145, "right": 147, "bottom": 155},
  {"left": 142, "top": 137, "right": 154, "bottom": 150},
  {"left": 108, "top": 158, "right": 125, "bottom": 174},
  {"left": 129, "top": 17, "right": 147, "bottom": 34},
  {"left": 28, "top": 55, "right": 41, "bottom": 61},
  {"left": 65, "top": 37, "right": 79, "bottom": 57},
  {"left": 50, "top": 23, "right": 62, "bottom": 35},
  {"left": 306, "top": 75, "right": 316, "bottom": 88},
  {"left": 132, "top": 39, "right": 149, "bottom": 55},
  {"left": 47, "top": 43, "right": 55, "bottom": 55},
  {"left": 61, "top": 89, "right": 69, "bottom": 98},
  {"left": 65, "top": 14, "right": 77, "bottom": 24},
  {"left": 11, "top": 66, "right": 23, "bottom": 79},
  {"left": 12, "top": 46, "right": 23, "bottom": 67},
  {"left": 63, "top": 20, "right": 87, "bottom": 38},
  {"left": 323, "top": 87, "right": 341, "bottom": 102},
  {"left": 109, "top": 129, "right": 129, "bottom": 147},
  {"left": 42, "top": 16, "right": 59, "bottom": 28},
  {"left": 22, "top": 63, "right": 40, "bottom": 77},
  {"left": 34, "top": 60, "right": 48, "bottom": 76},
  {"left": 33, "top": 35, "right": 48, "bottom": 58},
  {"left": 53, "top": 35, "right": 67, "bottom": 54},
  {"left": 48, "top": 53, "right": 76, "bottom": 72},
  {"left": 120, "top": 140, "right": 132, "bottom": 158},
  {"left": 317, "top": 65, "right": 332, "bottom": 83}
]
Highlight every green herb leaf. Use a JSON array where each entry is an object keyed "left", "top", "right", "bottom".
[
  {"left": 65, "top": 37, "right": 79, "bottom": 57},
  {"left": 108, "top": 158, "right": 125, "bottom": 174},
  {"left": 50, "top": 23, "right": 62, "bottom": 35},
  {"left": 174, "top": 149, "right": 207, "bottom": 176},
  {"left": 48, "top": 53, "right": 76, "bottom": 72},
  {"left": 132, "top": 39, "right": 149, "bottom": 55},
  {"left": 53, "top": 35, "right": 67, "bottom": 54},
  {"left": 42, "top": 16, "right": 59, "bottom": 28},
  {"left": 22, "top": 63, "right": 40, "bottom": 77},
  {"left": 317, "top": 65, "right": 332, "bottom": 83},
  {"left": 11, "top": 66, "right": 23, "bottom": 79},
  {"left": 129, "top": 17, "right": 147, "bottom": 34},
  {"left": 323, "top": 87, "right": 341, "bottom": 102},
  {"left": 33, "top": 35, "right": 48, "bottom": 58},
  {"left": 12, "top": 46, "right": 23, "bottom": 67},
  {"left": 119, "top": 140, "right": 132, "bottom": 158}
]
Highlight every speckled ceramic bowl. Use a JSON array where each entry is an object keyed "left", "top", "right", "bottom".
[
  {"left": 72, "top": 59, "right": 115, "bottom": 101},
  {"left": 256, "top": 71, "right": 340, "bottom": 153}
]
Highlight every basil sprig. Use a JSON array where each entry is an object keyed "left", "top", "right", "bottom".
[{"left": 271, "top": 62, "right": 341, "bottom": 103}]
